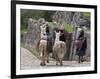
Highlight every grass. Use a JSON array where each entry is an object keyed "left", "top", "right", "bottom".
[
  {"left": 65, "top": 24, "right": 73, "bottom": 33},
  {"left": 83, "top": 12, "right": 90, "bottom": 17},
  {"left": 21, "top": 28, "right": 27, "bottom": 36}
]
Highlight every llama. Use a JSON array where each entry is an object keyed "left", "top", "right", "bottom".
[
  {"left": 38, "top": 23, "right": 47, "bottom": 57},
  {"left": 38, "top": 23, "right": 48, "bottom": 66},
  {"left": 53, "top": 31, "right": 66, "bottom": 66}
]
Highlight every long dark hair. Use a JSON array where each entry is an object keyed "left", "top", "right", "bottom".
[
  {"left": 78, "top": 30, "right": 84, "bottom": 39},
  {"left": 46, "top": 26, "right": 50, "bottom": 33}
]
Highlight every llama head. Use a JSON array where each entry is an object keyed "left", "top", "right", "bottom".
[
  {"left": 54, "top": 31, "right": 60, "bottom": 42},
  {"left": 40, "top": 23, "right": 47, "bottom": 39},
  {"left": 40, "top": 23, "right": 47, "bottom": 33}
]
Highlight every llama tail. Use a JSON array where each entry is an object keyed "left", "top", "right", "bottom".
[
  {"left": 60, "top": 43, "right": 66, "bottom": 59},
  {"left": 36, "top": 40, "right": 40, "bottom": 52}
]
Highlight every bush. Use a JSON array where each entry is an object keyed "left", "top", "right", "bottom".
[{"left": 65, "top": 24, "right": 73, "bottom": 33}]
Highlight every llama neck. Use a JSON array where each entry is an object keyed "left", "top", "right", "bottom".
[
  {"left": 55, "top": 36, "right": 60, "bottom": 43},
  {"left": 41, "top": 31, "right": 47, "bottom": 39}
]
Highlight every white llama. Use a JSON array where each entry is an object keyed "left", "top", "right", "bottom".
[
  {"left": 38, "top": 23, "right": 48, "bottom": 66},
  {"left": 53, "top": 31, "right": 66, "bottom": 66},
  {"left": 39, "top": 23, "right": 47, "bottom": 57}
]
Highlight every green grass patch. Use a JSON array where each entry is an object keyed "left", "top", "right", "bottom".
[
  {"left": 84, "top": 12, "right": 90, "bottom": 17},
  {"left": 65, "top": 24, "right": 73, "bottom": 33},
  {"left": 21, "top": 28, "right": 27, "bottom": 34}
]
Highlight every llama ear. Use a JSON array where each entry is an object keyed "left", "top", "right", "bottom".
[
  {"left": 59, "top": 31, "right": 61, "bottom": 34},
  {"left": 44, "top": 24, "right": 47, "bottom": 29},
  {"left": 54, "top": 31, "right": 57, "bottom": 34}
]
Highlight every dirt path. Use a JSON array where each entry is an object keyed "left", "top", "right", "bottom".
[
  {"left": 21, "top": 47, "right": 41, "bottom": 70},
  {"left": 21, "top": 47, "right": 90, "bottom": 70}
]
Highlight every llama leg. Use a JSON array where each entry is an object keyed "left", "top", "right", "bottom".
[
  {"left": 56, "top": 56, "right": 59, "bottom": 65},
  {"left": 40, "top": 56, "right": 46, "bottom": 66},
  {"left": 59, "top": 59, "right": 63, "bottom": 66},
  {"left": 40, "top": 51, "right": 46, "bottom": 66},
  {"left": 40, "top": 56, "right": 44, "bottom": 66},
  {"left": 44, "top": 51, "right": 48, "bottom": 66},
  {"left": 40, "top": 58, "right": 44, "bottom": 66},
  {"left": 56, "top": 60, "right": 59, "bottom": 65},
  {"left": 39, "top": 44, "right": 43, "bottom": 57},
  {"left": 40, "top": 52, "right": 42, "bottom": 57}
]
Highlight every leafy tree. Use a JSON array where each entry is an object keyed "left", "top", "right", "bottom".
[{"left": 21, "top": 9, "right": 55, "bottom": 30}]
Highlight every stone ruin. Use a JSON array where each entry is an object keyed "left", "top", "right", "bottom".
[
  {"left": 53, "top": 11, "right": 90, "bottom": 27},
  {"left": 22, "top": 11, "right": 90, "bottom": 61}
]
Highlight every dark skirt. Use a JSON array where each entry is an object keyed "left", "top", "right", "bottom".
[
  {"left": 47, "top": 36, "right": 52, "bottom": 53},
  {"left": 76, "top": 48, "right": 79, "bottom": 55},
  {"left": 76, "top": 48, "right": 86, "bottom": 56}
]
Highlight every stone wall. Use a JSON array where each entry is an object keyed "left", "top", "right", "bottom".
[{"left": 23, "top": 18, "right": 59, "bottom": 49}]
